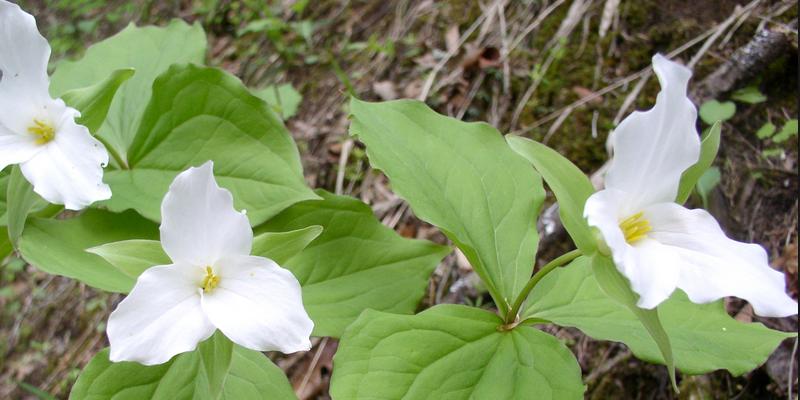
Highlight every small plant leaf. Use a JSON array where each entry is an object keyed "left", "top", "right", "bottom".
[
  {"left": 699, "top": 100, "right": 736, "bottom": 124},
  {"left": 731, "top": 86, "right": 767, "bottom": 104},
  {"left": 756, "top": 122, "right": 776, "bottom": 139}
]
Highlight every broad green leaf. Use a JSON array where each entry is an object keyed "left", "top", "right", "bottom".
[
  {"left": 87, "top": 226, "right": 323, "bottom": 283},
  {"left": 102, "top": 64, "right": 318, "bottom": 225},
  {"left": 695, "top": 167, "right": 721, "bottom": 209},
  {"left": 50, "top": 20, "right": 207, "bottom": 159},
  {"left": 756, "top": 122, "right": 776, "bottom": 139},
  {"left": 71, "top": 333, "right": 296, "bottom": 400},
  {"left": 591, "top": 255, "right": 677, "bottom": 390},
  {"left": 60, "top": 68, "right": 135, "bottom": 135},
  {"left": 698, "top": 100, "right": 735, "bottom": 124},
  {"left": 6, "top": 166, "right": 45, "bottom": 247},
  {"left": 772, "top": 119, "right": 798, "bottom": 143},
  {"left": 677, "top": 121, "right": 721, "bottom": 204},
  {"left": 251, "top": 225, "right": 322, "bottom": 265},
  {"left": 330, "top": 305, "right": 584, "bottom": 399},
  {"left": 86, "top": 240, "right": 170, "bottom": 279},
  {"left": 18, "top": 210, "right": 158, "bottom": 293},
  {"left": 506, "top": 136, "right": 596, "bottom": 253},
  {"left": 349, "top": 98, "right": 544, "bottom": 313},
  {"left": 731, "top": 86, "right": 767, "bottom": 104},
  {"left": 256, "top": 190, "right": 450, "bottom": 337},
  {"left": 252, "top": 84, "right": 302, "bottom": 120},
  {"left": 525, "top": 256, "right": 794, "bottom": 375}
]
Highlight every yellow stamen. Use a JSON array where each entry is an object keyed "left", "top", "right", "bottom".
[
  {"left": 201, "top": 266, "right": 220, "bottom": 293},
  {"left": 27, "top": 119, "right": 55, "bottom": 145},
  {"left": 619, "top": 211, "right": 651, "bottom": 244}
]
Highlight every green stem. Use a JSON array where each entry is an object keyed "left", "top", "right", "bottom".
[
  {"left": 505, "top": 249, "right": 582, "bottom": 324},
  {"left": 96, "top": 136, "right": 128, "bottom": 169}
]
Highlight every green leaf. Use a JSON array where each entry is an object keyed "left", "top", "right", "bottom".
[
  {"left": 102, "top": 64, "right": 319, "bottom": 225},
  {"left": 731, "top": 86, "right": 767, "bottom": 104},
  {"left": 17, "top": 382, "right": 56, "bottom": 400},
  {"left": 251, "top": 225, "right": 322, "bottom": 265},
  {"left": 349, "top": 98, "right": 544, "bottom": 313},
  {"left": 699, "top": 100, "right": 736, "bottom": 125},
  {"left": 6, "top": 166, "right": 46, "bottom": 247},
  {"left": 50, "top": 20, "right": 207, "bottom": 160},
  {"left": 591, "top": 255, "right": 677, "bottom": 390},
  {"left": 772, "top": 119, "right": 798, "bottom": 143},
  {"left": 86, "top": 226, "right": 323, "bottom": 282},
  {"left": 18, "top": 210, "right": 158, "bottom": 293},
  {"left": 756, "top": 122, "right": 776, "bottom": 139},
  {"left": 0, "top": 171, "right": 8, "bottom": 225},
  {"left": 525, "top": 256, "right": 795, "bottom": 375},
  {"left": 86, "top": 240, "right": 169, "bottom": 280},
  {"left": 252, "top": 84, "right": 302, "bottom": 120},
  {"left": 0, "top": 231, "right": 12, "bottom": 263},
  {"left": 256, "top": 190, "right": 450, "bottom": 337},
  {"left": 330, "top": 304, "right": 584, "bottom": 399},
  {"left": 71, "top": 333, "right": 296, "bottom": 400},
  {"left": 676, "top": 121, "right": 721, "bottom": 204},
  {"left": 506, "top": 136, "right": 596, "bottom": 254},
  {"left": 761, "top": 148, "right": 784, "bottom": 158},
  {"left": 695, "top": 167, "right": 721, "bottom": 209},
  {"left": 60, "top": 68, "right": 135, "bottom": 134}
]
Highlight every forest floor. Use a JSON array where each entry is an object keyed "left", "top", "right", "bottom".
[{"left": 1, "top": 0, "right": 798, "bottom": 399}]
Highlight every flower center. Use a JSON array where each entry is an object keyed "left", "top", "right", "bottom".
[
  {"left": 619, "top": 211, "right": 651, "bottom": 244},
  {"left": 28, "top": 119, "right": 55, "bottom": 145},
  {"left": 201, "top": 266, "right": 220, "bottom": 293}
]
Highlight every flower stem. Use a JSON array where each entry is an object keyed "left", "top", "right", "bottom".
[
  {"left": 504, "top": 249, "right": 582, "bottom": 325},
  {"left": 96, "top": 135, "right": 128, "bottom": 169}
]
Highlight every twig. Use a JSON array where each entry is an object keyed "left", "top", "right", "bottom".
[
  {"left": 456, "top": 72, "right": 486, "bottom": 119},
  {"left": 585, "top": 349, "right": 632, "bottom": 386},
  {"left": 510, "top": 0, "right": 591, "bottom": 129},
  {"left": 512, "top": 21, "right": 717, "bottom": 136},
  {"left": 543, "top": 106, "right": 574, "bottom": 144},
  {"left": 498, "top": 2, "right": 511, "bottom": 94},
  {"left": 687, "top": 0, "right": 761, "bottom": 69},
  {"left": 335, "top": 139, "right": 353, "bottom": 195},
  {"left": 297, "top": 337, "right": 329, "bottom": 397},
  {"left": 598, "top": 0, "right": 620, "bottom": 38},
  {"left": 694, "top": 18, "right": 797, "bottom": 101},
  {"left": 612, "top": 69, "right": 652, "bottom": 125},
  {"left": 418, "top": 1, "right": 500, "bottom": 100},
  {"left": 506, "top": 0, "right": 567, "bottom": 56}
]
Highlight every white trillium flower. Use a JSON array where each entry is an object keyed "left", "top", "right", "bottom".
[
  {"left": 585, "top": 54, "right": 797, "bottom": 318},
  {"left": 107, "top": 162, "right": 313, "bottom": 365},
  {"left": 0, "top": 1, "right": 110, "bottom": 209}
]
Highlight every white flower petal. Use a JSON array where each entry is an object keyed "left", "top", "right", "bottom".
[
  {"left": 585, "top": 189, "right": 682, "bottom": 308},
  {"left": 201, "top": 255, "right": 313, "bottom": 354},
  {"left": 160, "top": 161, "right": 252, "bottom": 265},
  {"left": 625, "top": 239, "right": 682, "bottom": 309},
  {"left": 644, "top": 203, "right": 798, "bottom": 317},
  {"left": 0, "top": 1, "right": 59, "bottom": 171},
  {"left": 0, "top": 124, "right": 41, "bottom": 170},
  {"left": 605, "top": 54, "right": 700, "bottom": 209},
  {"left": 0, "top": 0, "right": 50, "bottom": 103},
  {"left": 107, "top": 263, "right": 215, "bottom": 365},
  {"left": 585, "top": 188, "right": 630, "bottom": 254},
  {"left": 19, "top": 105, "right": 111, "bottom": 210}
]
